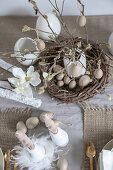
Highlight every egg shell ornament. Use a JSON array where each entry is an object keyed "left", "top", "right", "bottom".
[
  {"left": 78, "top": 15, "right": 86, "bottom": 27},
  {"left": 94, "top": 68, "right": 103, "bottom": 79},
  {"left": 57, "top": 157, "right": 68, "bottom": 170},
  {"left": 69, "top": 80, "right": 76, "bottom": 89},
  {"left": 36, "top": 13, "right": 61, "bottom": 41},
  {"left": 14, "top": 37, "right": 39, "bottom": 66},
  {"left": 108, "top": 32, "right": 113, "bottom": 55},
  {"left": 26, "top": 117, "right": 39, "bottom": 129},
  {"left": 66, "top": 61, "right": 83, "bottom": 78},
  {"left": 79, "top": 75, "right": 90, "bottom": 88},
  {"left": 40, "top": 112, "right": 54, "bottom": 123},
  {"left": 64, "top": 53, "right": 86, "bottom": 78},
  {"left": 37, "top": 39, "right": 45, "bottom": 51},
  {"left": 64, "top": 76, "right": 71, "bottom": 85},
  {"left": 56, "top": 73, "right": 65, "bottom": 81},
  {"left": 57, "top": 80, "right": 64, "bottom": 87},
  {"left": 53, "top": 65, "right": 63, "bottom": 73},
  {"left": 16, "top": 121, "right": 27, "bottom": 133}
]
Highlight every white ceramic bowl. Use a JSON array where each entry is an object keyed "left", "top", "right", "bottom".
[
  {"left": 108, "top": 32, "right": 113, "bottom": 55},
  {"left": 36, "top": 13, "right": 61, "bottom": 41},
  {"left": 98, "top": 139, "right": 113, "bottom": 170},
  {"left": 0, "top": 148, "right": 4, "bottom": 170},
  {"left": 14, "top": 37, "right": 39, "bottom": 66}
]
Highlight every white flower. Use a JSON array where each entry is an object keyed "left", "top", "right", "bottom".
[
  {"left": 26, "top": 66, "right": 41, "bottom": 86},
  {"left": 43, "top": 72, "right": 48, "bottom": 79},
  {"left": 8, "top": 66, "right": 41, "bottom": 98}
]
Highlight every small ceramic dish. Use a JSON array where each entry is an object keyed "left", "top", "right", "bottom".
[
  {"left": 98, "top": 139, "right": 113, "bottom": 170},
  {"left": 0, "top": 148, "right": 4, "bottom": 170}
]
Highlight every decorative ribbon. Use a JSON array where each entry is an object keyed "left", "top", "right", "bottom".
[{"left": 0, "top": 59, "right": 42, "bottom": 108}]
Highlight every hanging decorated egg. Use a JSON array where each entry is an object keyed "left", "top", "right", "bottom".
[
  {"left": 64, "top": 49, "right": 86, "bottom": 77},
  {"left": 37, "top": 39, "right": 45, "bottom": 51},
  {"left": 79, "top": 75, "right": 90, "bottom": 88},
  {"left": 108, "top": 32, "right": 113, "bottom": 55},
  {"left": 36, "top": 13, "right": 61, "bottom": 41},
  {"left": 94, "top": 69, "right": 103, "bottom": 79},
  {"left": 78, "top": 15, "right": 86, "bottom": 27}
]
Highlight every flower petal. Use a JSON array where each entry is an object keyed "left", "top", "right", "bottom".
[
  {"left": 14, "top": 85, "right": 33, "bottom": 98},
  {"left": 43, "top": 72, "right": 48, "bottom": 79},
  {"left": 12, "top": 67, "right": 26, "bottom": 80},
  {"left": 30, "top": 72, "right": 41, "bottom": 86},
  {"left": 8, "top": 78, "right": 19, "bottom": 87},
  {"left": 22, "top": 85, "right": 33, "bottom": 98},
  {"left": 27, "top": 66, "right": 34, "bottom": 77}
]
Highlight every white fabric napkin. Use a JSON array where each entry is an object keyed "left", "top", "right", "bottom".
[{"left": 99, "top": 150, "right": 113, "bottom": 170}]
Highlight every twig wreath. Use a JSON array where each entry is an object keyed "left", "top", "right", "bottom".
[{"left": 0, "top": 0, "right": 112, "bottom": 104}]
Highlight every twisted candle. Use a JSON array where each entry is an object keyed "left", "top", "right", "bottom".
[
  {"left": 43, "top": 114, "right": 57, "bottom": 134},
  {"left": 15, "top": 131, "right": 35, "bottom": 150}
]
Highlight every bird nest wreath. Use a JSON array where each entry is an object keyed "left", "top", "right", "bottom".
[
  {"left": 0, "top": 0, "right": 111, "bottom": 107},
  {"left": 39, "top": 37, "right": 109, "bottom": 103}
]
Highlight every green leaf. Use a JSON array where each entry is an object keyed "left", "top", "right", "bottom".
[
  {"left": 47, "top": 75, "right": 54, "bottom": 81},
  {"left": 43, "top": 15, "right": 48, "bottom": 20},
  {"left": 52, "top": 9, "right": 57, "bottom": 13},
  {"left": 22, "top": 25, "right": 31, "bottom": 32},
  {"left": 77, "top": 41, "right": 82, "bottom": 48},
  {"left": 38, "top": 86, "right": 45, "bottom": 94},
  {"left": 39, "top": 62, "right": 47, "bottom": 66},
  {"left": 86, "top": 44, "right": 92, "bottom": 50}
]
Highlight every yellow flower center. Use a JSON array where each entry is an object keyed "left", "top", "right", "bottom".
[{"left": 25, "top": 77, "right": 30, "bottom": 81}]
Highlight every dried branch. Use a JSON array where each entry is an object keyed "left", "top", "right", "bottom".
[
  {"left": 61, "top": 0, "right": 65, "bottom": 16},
  {"left": 28, "top": 0, "right": 60, "bottom": 43},
  {"left": 77, "top": 0, "right": 85, "bottom": 15}
]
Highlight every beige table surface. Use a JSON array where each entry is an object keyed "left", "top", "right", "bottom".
[{"left": 0, "top": 16, "right": 113, "bottom": 170}]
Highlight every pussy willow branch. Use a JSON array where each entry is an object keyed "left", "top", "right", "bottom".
[
  {"left": 77, "top": 0, "right": 85, "bottom": 15},
  {"left": 53, "top": 0, "right": 74, "bottom": 40},
  {"left": 48, "top": 0, "right": 75, "bottom": 47},
  {"left": 25, "top": 26, "right": 67, "bottom": 39},
  {"left": 29, "top": 0, "right": 60, "bottom": 43},
  {"left": 61, "top": 0, "right": 65, "bottom": 16},
  {"left": 84, "top": 25, "right": 88, "bottom": 44}
]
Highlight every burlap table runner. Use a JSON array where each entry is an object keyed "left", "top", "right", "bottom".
[
  {"left": 0, "top": 107, "right": 31, "bottom": 153},
  {"left": 83, "top": 104, "right": 113, "bottom": 170}
]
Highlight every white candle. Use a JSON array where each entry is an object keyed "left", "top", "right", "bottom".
[
  {"left": 44, "top": 114, "right": 69, "bottom": 147},
  {"left": 15, "top": 131, "right": 35, "bottom": 150},
  {"left": 49, "top": 127, "right": 69, "bottom": 147}
]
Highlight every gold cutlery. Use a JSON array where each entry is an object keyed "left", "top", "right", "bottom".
[
  {"left": 4, "top": 150, "right": 11, "bottom": 170},
  {"left": 14, "top": 164, "right": 17, "bottom": 170},
  {"left": 86, "top": 141, "right": 96, "bottom": 170},
  {"left": 92, "top": 143, "right": 98, "bottom": 170}
]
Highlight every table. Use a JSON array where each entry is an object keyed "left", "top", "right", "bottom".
[{"left": 0, "top": 16, "right": 113, "bottom": 170}]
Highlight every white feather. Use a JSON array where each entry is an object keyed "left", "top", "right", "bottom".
[{"left": 12, "top": 135, "right": 59, "bottom": 170}]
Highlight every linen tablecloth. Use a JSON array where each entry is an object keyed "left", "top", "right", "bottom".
[{"left": 0, "top": 16, "right": 113, "bottom": 170}]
